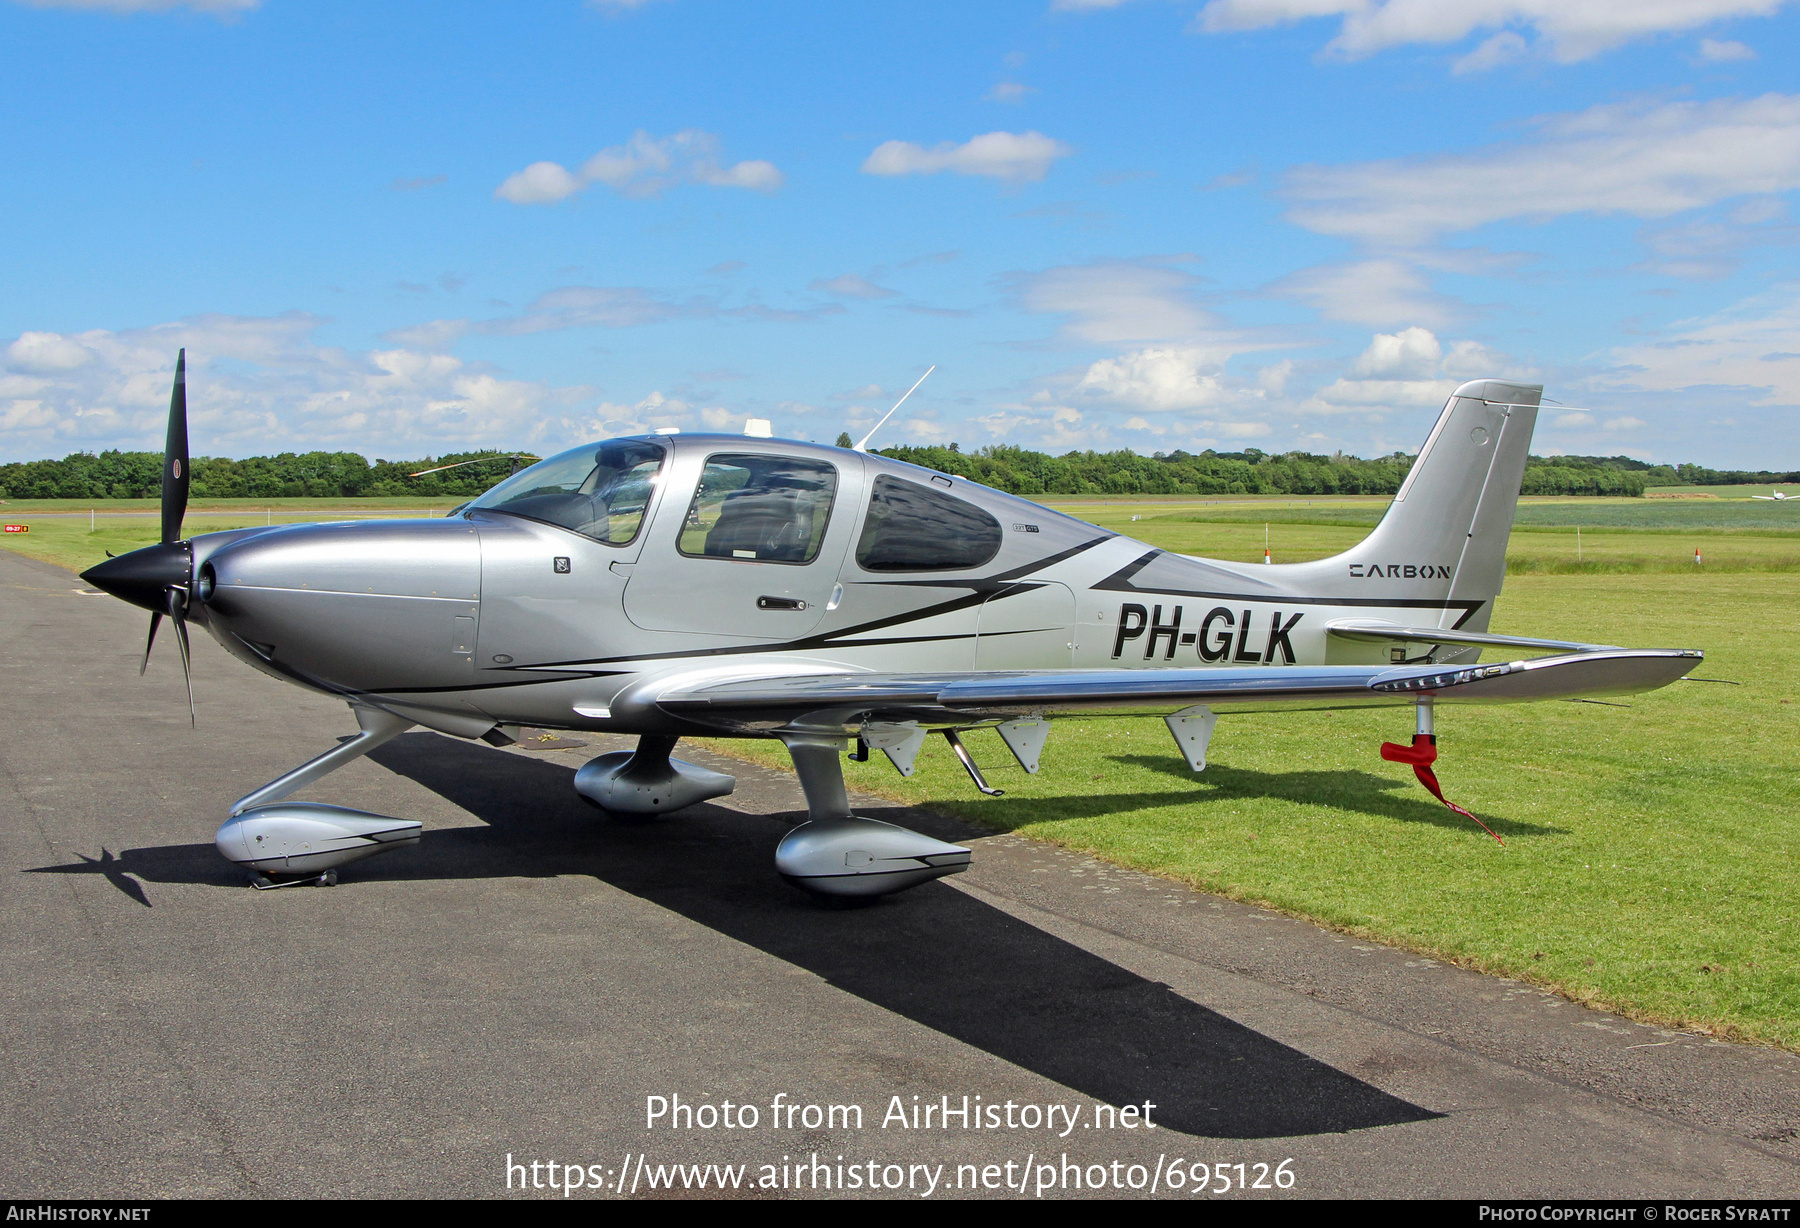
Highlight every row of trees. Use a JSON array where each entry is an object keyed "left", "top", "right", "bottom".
[
  {"left": 4, "top": 442, "right": 1794, "bottom": 502},
  {"left": 869, "top": 443, "right": 1663, "bottom": 497},
  {"left": 0, "top": 450, "right": 526, "bottom": 500},
  {"left": 1560, "top": 455, "right": 1800, "bottom": 487}
]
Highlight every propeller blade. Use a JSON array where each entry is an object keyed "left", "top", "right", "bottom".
[
  {"left": 161, "top": 350, "right": 190, "bottom": 546},
  {"left": 167, "top": 588, "right": 194, "bottom": 727},
  {"left": 140, "top": 611, "right": 162, "bottom": 676}
]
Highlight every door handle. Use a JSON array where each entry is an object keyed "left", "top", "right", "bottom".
[{"left": 757, "top": 596, "right": 806, "bottom": 611}]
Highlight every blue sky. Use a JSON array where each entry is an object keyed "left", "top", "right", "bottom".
[{"left": 3, "top": 0, "right": 1799, "bottom": 468}]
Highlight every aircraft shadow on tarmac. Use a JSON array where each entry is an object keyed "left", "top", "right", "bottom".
[
  {"left": 956, "top": 754, "right": 1567, "bottom": 841},
  {"left": 31, "top": 731, "right": 1440, "bottom": 1140}
]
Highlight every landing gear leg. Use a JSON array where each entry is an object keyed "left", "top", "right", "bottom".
[
  {"left": 773, "top": 732, "right": 970, "bottom": 898},
  {"left": 231, "top": 704, "right": 416, "bottom": 816},
  {"left": 219, "top": 704, "right": 425, "bottom": 885}
]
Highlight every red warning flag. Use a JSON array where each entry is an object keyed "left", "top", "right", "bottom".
[{"left": 1379, "top": 734, "right": 1505, "bottom": 845}]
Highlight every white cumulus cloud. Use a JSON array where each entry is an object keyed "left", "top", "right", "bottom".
[
  {"left": 1017, "top": 260, "right": 1218, "bottom": 344},
  {"left": 494, "top": 161, "right": 585, "bottom": 206},
  {"left": 6, "top": 331, "right": 98, "bottom": 375},
  {"left": 862, "top": 131, "right": 1072, "bottom": 183},
  {"left": 1598, "top": 282, "right": 1800, "bottom": 403},
  {"left": 1268, "top": 258, "right": 1462, "bottom": 328},
  {"left": 1699, "top": 36, "right": 1758, "bottom": 59},
  {"left": 1305, "top": 327, "right": 1518, "bottom": 416},
  {"left": 1349, "top": 325, "right": 1443, "bottom": 379},
  {"left": 0, "top": 314, "right": 736, "bottom": 462},
  {"left": 1195, "top": 0, "right": 1790, "bottom": 65},
  {"left": 1075, "top": 346, "right": 1237, "bottom": 411},
  {"left": 1283, "top": 94, "right": 1800, "bottom": 247},
  {"left": 496, "top": 130, "right": 784, "bottom": 206}
]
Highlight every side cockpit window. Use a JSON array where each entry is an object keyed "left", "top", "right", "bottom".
[
  {"left": 678, "top": 453, "right": 838, "bottom": 564},
  {"left": 855, "top": 475, "right": 1002, "bottom": 571},
  {"left": 466, "top": 439, "right": 665, "bottom": 545}
]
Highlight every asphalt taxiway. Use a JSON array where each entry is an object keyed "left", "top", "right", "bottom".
[{"left": 1, "top": 548, "right": 1795, "bottom": 1198}]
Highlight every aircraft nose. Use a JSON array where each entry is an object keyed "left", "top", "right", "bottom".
[
  {"left": 81, "top": 541, "right": 192, "bottom": 613},
  {"left": 201, "top": 519, "right": 482, "bottom": 692}
]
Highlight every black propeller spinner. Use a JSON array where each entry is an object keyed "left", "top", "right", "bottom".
[{"left": 81, "top": 350, "right": 197, "bottom": 724}]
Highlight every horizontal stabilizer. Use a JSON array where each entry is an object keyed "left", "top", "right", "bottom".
[{"left": 1326, "top": 619, "right": 1620, "bottom": 655}]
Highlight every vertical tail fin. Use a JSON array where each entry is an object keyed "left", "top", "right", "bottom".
[
  {"left": 1359, "top": 379, "right": 1539, "bottom": 630},
  {"left": 1286, "top": 379, "right": 1539, "bottom": 633}
]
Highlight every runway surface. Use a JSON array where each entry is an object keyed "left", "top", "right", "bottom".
[{"left": 1, "top": 547, "right": 1796, "bottom": 1199}]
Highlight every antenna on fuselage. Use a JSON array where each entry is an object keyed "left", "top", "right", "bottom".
[
  {"left": 852, "top": 365, "right": 935, "bottom": 453},
  {"left": 408, "top": 454, "right": 540, "bottom": 478}
]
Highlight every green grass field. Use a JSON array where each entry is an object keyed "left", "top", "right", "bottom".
[
  {"left": 1044, "top": 496, "right": 1800, "bottom": 573},
  {"left": 0, "top": 501, "right": 462, "bottom": 575},
  {"left": 710, "top": 569, "right": 1798, "bottom": 1050},
  {"left": 4, "top": 496, "right": 1795, "bottom": 1048}
]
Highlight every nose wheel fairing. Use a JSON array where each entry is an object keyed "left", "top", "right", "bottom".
[{"left": 217, "top": 802, "right": 421, "bottom": 878}]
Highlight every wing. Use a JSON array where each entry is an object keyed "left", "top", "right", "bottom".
[{"left": 653, "top": 649, "right": 1703, "bottom": 732}]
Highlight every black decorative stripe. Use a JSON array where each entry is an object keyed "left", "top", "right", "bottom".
[
  {"left": 231, "top": 632, "right": 621, "bottom": 699},
  {"left": 807, "top": 632, "right": 978, "bottom": 648},
  {"left": 992, "top": 534, "right": 1113, "bottom": 580},
  {"left": 1092, "top": 550, "right": 1485, "bottom": 630},
  {"left": 865, "top": 578, "right": 1043, "bottom": 593},
  {"left": 497, "top": 535, "right": 1115, "bottom": 671},
  {"left": 860, "top": 534, "right": 1110, "bottom": 590}
]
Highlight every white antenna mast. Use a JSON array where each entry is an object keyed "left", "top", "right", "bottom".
[{"left": 853, "top": 365, "right": 935, "bottom": 453}]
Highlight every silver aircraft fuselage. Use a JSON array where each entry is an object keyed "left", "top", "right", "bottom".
[
  {"left": 81, "top": 375, "right": 1703, "bottom": 891},
  {"left": 181, "top": 431, "right": 1511, "bottom": 742}
]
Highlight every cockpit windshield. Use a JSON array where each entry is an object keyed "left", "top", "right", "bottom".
[{"left": 465, "top": 439, "right": 665, "bottom": 544}]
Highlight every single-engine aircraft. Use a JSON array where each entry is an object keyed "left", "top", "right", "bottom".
[{"left": 83, "top": 354, "right": 1703, "bottom": 896}]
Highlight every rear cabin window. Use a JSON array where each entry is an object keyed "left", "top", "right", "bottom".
[
  {"left": 855, "top": 475, "right": 1003, "bottom": 572},
  {"left": 678, "top": 453, "right": 838, "bottom": 564}
]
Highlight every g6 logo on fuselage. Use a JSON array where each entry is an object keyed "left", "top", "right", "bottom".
[{"left": 1111, "top": 602, "right": 1301, "bottom": 665}]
